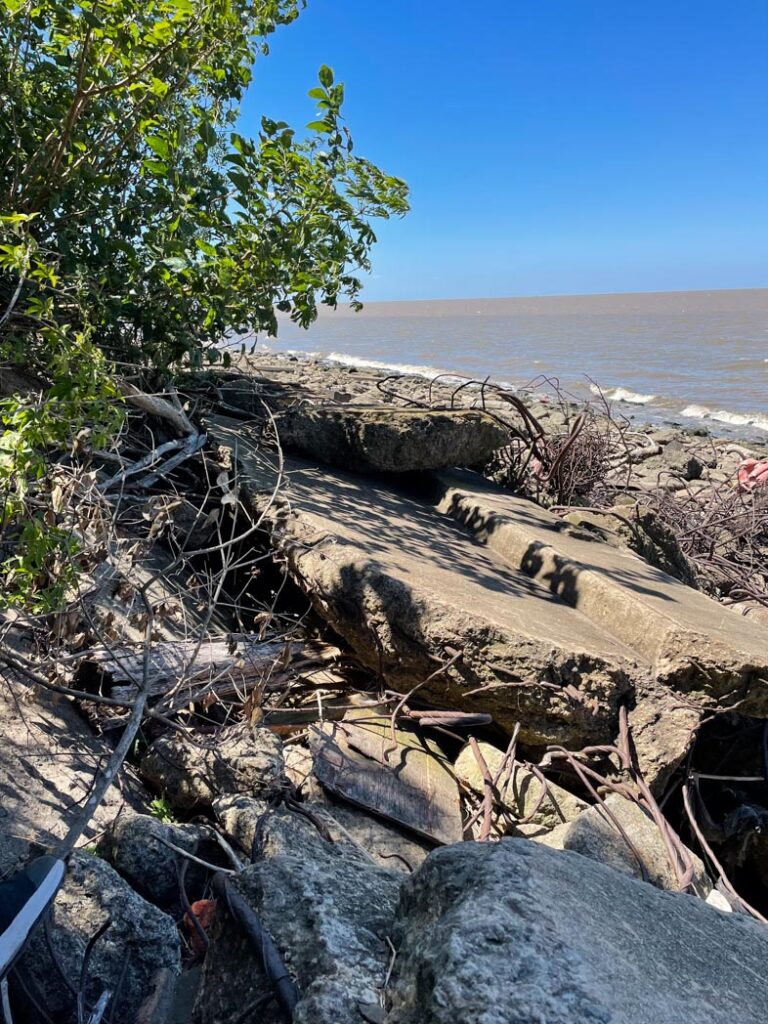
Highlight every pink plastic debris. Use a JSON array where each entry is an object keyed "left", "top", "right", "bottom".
[{"left": 737, "top": 458, "right": 768, "bottom": 492}]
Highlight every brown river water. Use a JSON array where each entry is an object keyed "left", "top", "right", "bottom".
[{"left": 245, "top": 289, "right": 768, "bottom": 438}]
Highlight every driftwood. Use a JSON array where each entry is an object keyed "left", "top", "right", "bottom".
[
  {"left": 100, "top": 432, "right": 207, "bottom": 493},
  {"left": 76, "top": 636, "right": 342, "bottom": 704},
  {"left": 119, "top": 382, "right": 195, "bottom": 436}
]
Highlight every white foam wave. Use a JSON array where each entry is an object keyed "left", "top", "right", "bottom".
[
  {"left": 319, "top": 352, "right": 473, "bottom": 385},
  {"left": 681, "top": 403, "right": 711, "bottom": 420},
  {"left": 681, "top": 405, "right": 768, "bottom": 432},
  {"left": 590, "top": 384, "right": 657, "bottom": 405}
]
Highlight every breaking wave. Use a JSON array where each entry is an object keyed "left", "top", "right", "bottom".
[
  {"left": 681, "top": 405, "right": 768, "bottom": 432},
  {"left": 590, "top": 385, "right": 657, "bottom": 405}
]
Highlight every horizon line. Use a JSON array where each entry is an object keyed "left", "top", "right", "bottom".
[{"left": 353, "top": 285, "right": 768, "bottom": 307}]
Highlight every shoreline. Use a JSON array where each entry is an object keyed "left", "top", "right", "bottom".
[{"left": 238, "top": 344, "right": 768, "bottom": 453}]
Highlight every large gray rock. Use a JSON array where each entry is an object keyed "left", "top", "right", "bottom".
[
  {"left": 279, "top": 404, "right": 508, "bottom": 473},
  {"left": 102, "top": 813, "right": 211, "bottom": 910},
  {"left": 537, "top": 792, "right": 711, "bottom": 895},
  {"left": 0, "top": 673, "right": 147, "bottom": 877},
  {"left": 195, "top": 801, "right": 403, "bottom": 1024},
  {"left": 385, "top": 839, "right": 768, "bottom": 1024},
  {"left": 19, "top": 852, "right": 180, "bottom": 1024},
  {"left": 140, "top": 725, "right": 284, "bottom": 809}
]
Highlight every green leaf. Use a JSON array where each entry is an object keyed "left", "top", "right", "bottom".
[
  {"left": 306, "top": 121, "right": 330, "bottom": 133},
  {"left": 142, "top": 159, "right": 169, "bottom": 175},
  {"left": 163, "top": 256, "right": 188, "bottom": 272},
  {"left": 199, "top": 119, "right": 217, "bottom": 148},
  {"left": 319, "top": 64, "right": 334, "bottom": 88},
  {"left": 227, "top": 170, "right": 252, "bottom": 194},
  {"left": 0, "top": 212, "right": 38, "bottom": 224},
  {"left": 146, "top": 136, "right": 170, "bottom": 160}
]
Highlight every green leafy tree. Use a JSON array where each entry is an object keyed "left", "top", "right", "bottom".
[{"left": 0, "top": 0, "right": 409, "bottom": 608}]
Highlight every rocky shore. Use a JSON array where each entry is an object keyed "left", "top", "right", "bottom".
[{"left": 2, "top": 351, "right": 768, "bottom": 1023}]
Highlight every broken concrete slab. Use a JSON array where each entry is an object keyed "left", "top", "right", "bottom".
[
  {"left": 310, "top": 715, "right": 463, "bottom": 845},
  {"left": 425, "top": 468, "right": 768, "bottom": 785},
  {"left": 427, "top": 468, "right": 768, "bottom": 708},
  {"left": 562, "top": 503, "right": 698, "bottom": 586},
  {"left": 385, "top": 839, "right": 768, "bottom": 1024},
  {"left": 0, "top": 673, "right": 147, "bottom": 877},
  {"left": 210, "top": 418, "right": 645, "bottom": 750},
  {"left": 278, "top": 404, "right": 508, "bottom": 473}
]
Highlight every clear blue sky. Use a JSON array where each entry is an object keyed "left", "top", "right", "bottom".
[{"left": 243, "top": 0, "right": 768, "bottom": 301}]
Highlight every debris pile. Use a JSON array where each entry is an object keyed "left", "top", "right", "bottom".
[{"left": 2, "top": 353, "right": 768, "bottom": 1023}]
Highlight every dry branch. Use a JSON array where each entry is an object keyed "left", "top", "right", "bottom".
[
  {"left": 76, "top": 637, "right": 342, "bottom": 703},
  {"left": 119, "top": 382, "right": 194, "bottom": 436}
]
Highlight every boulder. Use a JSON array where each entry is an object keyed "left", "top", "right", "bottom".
[
  {"left": 385, "top": 839, "right": 768, "bottom": 1024},
  {"left": 278, "top": 405, "right": 508, "bottom": 473},
  {"left": 536, "top": 792, "right": 711, "bottom": 895},
  {"left": 453, "top": 741, "right": 587, "bottom": 836},
  {"left": 140, "top": 725, "right": 284, "bottom": 809},
  {"left": 18, "top": 852, "right": 180, "bottom": 1024},
  {"left": 101, "top": 813, "right": 212, "bottom": 910},
  {"left": 195, "top": 800, "right": 403, "bottom": 1024}
]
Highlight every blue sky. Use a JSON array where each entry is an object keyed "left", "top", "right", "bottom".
[{"left": 243, "top": 1, "right": 768, "bottom": 301}]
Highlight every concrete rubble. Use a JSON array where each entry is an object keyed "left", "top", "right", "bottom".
[
  {"left": 4, "top": 355, "right": 768, "bottom": 1024},
  {"left": 279, "top": 404, "right": 509, "bottom": 473}
]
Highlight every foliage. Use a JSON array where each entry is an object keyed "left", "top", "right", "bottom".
[
  {"left": 0, "top": 0, "right": 408, "bottom": 609},
  {"left": 0, "top": 0, "right": 408, "bottom": 366},
  {"left": 149, "top": 796, "right": 177, "bottom": 824}
]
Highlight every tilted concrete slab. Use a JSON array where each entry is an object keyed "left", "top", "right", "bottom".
[
  {"left": 209, "top": 417, "right": 645, "bottom": 750},
  {"left": 425, "top": 469, "right": 768, "bottom": 711},
  {"left": 278, "top": 405, "right": 508, "bottom": 473},
  {"left": 423, "top": 469, "right": 768, "bottom": 788}
]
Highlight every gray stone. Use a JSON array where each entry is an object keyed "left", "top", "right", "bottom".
[
  {"left": 536, "top": 792, "right": 711, "bottom": 895},
  {"left": 101, "top": 813, "right": 211, "bottom": 909},
  {"left": 278, "top": 404, "right": 508, "bottom": 473},
  {"left": 454, "top": 741, "right": 587, "bottom": 836},
  {"left": 385, "top": 839, "right": 768, "bottom": 1024},
  {"left": 19, "top": 852, "right": 180, "bottom": 1024},
  {"left": 140, "top": 725, "right": 284, "bottom": 809},
  {"left": 195, "top": 800, "right": 403, "bottom": 1024},
  {"left": 0, "top": 673, "right": 147, "bottom": 877}
]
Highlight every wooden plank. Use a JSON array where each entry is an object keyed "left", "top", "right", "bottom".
[
  {"left": 309, "top": 713, "right": 463, "bottom": 845},
  {"left": 76, "top": 636, "right": 341, "bottom": 703}
]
